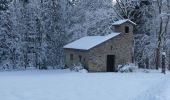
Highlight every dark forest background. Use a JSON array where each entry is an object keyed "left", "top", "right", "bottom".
[{"left": 0, "top": 0, "right": 169, "bottom": 70}]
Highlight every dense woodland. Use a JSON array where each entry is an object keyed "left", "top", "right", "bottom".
[{"left": 0, "top": 0, "right": 169, "bottom": 70}]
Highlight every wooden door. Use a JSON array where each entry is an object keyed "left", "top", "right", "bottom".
[{"left": 107, "top": 55, "right": 115, "bottom": 72}]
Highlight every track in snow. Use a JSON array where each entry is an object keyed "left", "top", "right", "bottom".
[{"left": 134, "top": 74, "right": 170, "bottom": 100}]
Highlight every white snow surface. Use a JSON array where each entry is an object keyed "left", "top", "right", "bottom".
[
  {"left": 0, "top": 70, "right": 170, "bottom": 100},
  {"left": 64, "top": 33, "right": 120, "bottom": 50},
  {"left": 112, "top": 19, "right": 137, "bottom": 25},
  {"left": 162, "top": 52, "right": 166, "bottom": 56}
]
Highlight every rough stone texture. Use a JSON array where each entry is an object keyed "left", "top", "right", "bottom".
[
  {"left": 64, "top": 49, "right": 89, "bottom": 69},
  {"left": 64, "top": 22, "right": 134, "bottom": 72}
]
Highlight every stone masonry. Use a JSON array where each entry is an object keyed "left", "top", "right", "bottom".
[{"left": 64, "top": 20, "right": 134, "bottom": 72}]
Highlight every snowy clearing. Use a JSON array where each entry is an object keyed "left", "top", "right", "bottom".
[{"left": 0, "top": 70, "right": 170, "bottom": 100}]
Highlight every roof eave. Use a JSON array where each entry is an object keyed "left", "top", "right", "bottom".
[{"left": 64, "top": 48, "right": 89, "bottom": 51}]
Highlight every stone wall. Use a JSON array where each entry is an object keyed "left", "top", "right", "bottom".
[
  {"left": 64, "top": 49, "right": 89, "bottom": 69},
  {"left": 87, "top": 22, "right": 134, "bottom": 72}
]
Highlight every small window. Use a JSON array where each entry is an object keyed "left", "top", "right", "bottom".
[
  {"left": 79, "top": 55, "right": 82, "bottom": 62},
  {"left": 70, "top": 54, "right": 73, "bottom": 61},
  {"left": 132, "top": 56, "right": 134, "bottom": 63},
  {"left": 125, "top": 26, "right": 129, "bottom": 33},
  {"left": 111, "top": 46, "right": 113, "bottom": 50}
]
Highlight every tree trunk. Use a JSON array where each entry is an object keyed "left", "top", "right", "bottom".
[
  {"left": 162, "top": 54, "right": 166, "bottom": 74},
  {"left": 156, "top": 48, "right": 160, "bottom": 69},
  {"left": 168, "top": 52, "right": 170, "bottom": 70},
  {"left": 145, "top": 57, "right": 149, "bottom": 69}
]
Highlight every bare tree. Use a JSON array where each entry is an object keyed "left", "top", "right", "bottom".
[
  {"left": 115, "top": 0, "right": 138, "bottom": 19},
  {"left": 155, "top": 0, "right": 170, "bottom": 69}
]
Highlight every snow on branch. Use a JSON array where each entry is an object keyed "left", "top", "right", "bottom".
[{"left": 160, "top": 13, "right": 170, "bottom": 16}]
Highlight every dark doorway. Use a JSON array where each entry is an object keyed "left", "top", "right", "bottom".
[
  {"left": 125, "top": 26, "right": 129, "bottom": 33},
  {"left": 107, "top": 55, "right": 115, "bottom": 72}
]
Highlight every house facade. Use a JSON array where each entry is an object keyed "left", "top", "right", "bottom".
[{"left": 64, "top": 19, "right": 136, "bottom": 72}]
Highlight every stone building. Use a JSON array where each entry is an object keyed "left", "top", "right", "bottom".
[{"left": 64, "top": 19, "right": 136, "bottom": 72}]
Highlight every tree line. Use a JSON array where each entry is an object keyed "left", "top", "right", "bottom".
[{"left": 0, "top": 0, "right": 169, "bottom": 70}]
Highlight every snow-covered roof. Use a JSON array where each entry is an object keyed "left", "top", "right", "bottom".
[
  {"left": 112, "top": 19, "right": 136, "bottom": 25},
  {"left": 64, "top": 33, "right": 120, "bottom": 50}
]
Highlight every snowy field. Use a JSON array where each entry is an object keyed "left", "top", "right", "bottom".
[{"left": 0, "top": 70, "right": 170, "bottom": 100}]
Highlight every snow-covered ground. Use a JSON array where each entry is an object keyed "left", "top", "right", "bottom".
[{"left": 0, "top": 70, "right": 169, "bottom": 100}]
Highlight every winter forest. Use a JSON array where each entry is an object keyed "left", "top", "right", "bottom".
[{"left": 0, "top": 0, "right": 170, "bottom": 70}]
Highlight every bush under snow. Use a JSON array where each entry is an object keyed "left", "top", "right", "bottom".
[
  {"left": 70, "top": 63, "right": 88, "bottom": 73},
  {"left": 118, "top": 63, "right": 138, "bottom": 73}
]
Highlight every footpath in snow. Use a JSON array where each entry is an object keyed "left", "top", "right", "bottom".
[{"left": 134, "top": 73, "right": 170, "bottom": 100}]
